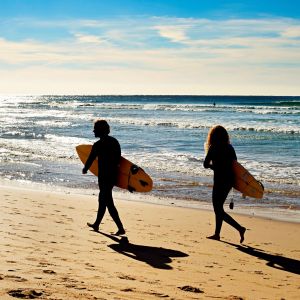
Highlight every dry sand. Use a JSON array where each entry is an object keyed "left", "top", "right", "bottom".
[{"left": 1, "top": 183, "right": 299, "bottom": 299}]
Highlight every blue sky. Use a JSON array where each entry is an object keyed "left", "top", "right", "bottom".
[
  {"left": 1, "top": 0, "right": 299, "bottom": 19},
  {"left": 1, "top": 0, "right": 300, "bottom": 95}
]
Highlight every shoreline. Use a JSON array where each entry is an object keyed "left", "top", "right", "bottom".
[
  {"left": 1, "top": 179, "right": 300, "bottom": 224},
  {"left": 1, "top": 181, "right": 299, "bottom": 299}
]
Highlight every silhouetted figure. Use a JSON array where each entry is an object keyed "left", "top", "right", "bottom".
[
  {"left": 83, "top": 119, "right": 125, "bottom": 235},
  {"left": 204, "top": 125, "right": 246, "bottom": 243}
]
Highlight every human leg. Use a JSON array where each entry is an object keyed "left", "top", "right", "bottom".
[
  {"left": 87, "top": 190, "right": 106, "bottom": 231},
  {"left": 94, "top": 189, "right": 108, "bottom": 228},
  {"left": 212, "top": 186, "right": 230, "bottom": 237},
  {"left": 212, "top": 184, "right": 245, "bottom": 242},
  {"left": 102, "top": 185, "right": 125, "bottom": 233}
]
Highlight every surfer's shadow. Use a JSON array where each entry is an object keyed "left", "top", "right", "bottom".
[
  {"left": 222, "top": 241, "right": 300, "bottom": 275},
  {"left": 98, "top": 232, "right": 188, "bottom": 270}
]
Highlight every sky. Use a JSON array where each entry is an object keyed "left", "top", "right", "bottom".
[{"left": 1, "top": 0, "right": 300, "bottom": 95}]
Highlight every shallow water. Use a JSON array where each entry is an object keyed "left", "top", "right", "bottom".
[{"left": 0, "top": 95, "right": 299, "bottom": 217}]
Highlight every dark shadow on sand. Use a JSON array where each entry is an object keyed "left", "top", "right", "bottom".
[
  {"left": 98, "top": 232, "right": 188, "bottom": 269},
  {"left": 222, "top": 241, "right": 300, "bottom": 275}
]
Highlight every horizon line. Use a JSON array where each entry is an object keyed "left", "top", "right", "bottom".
[{"left": 1, "top": 93, "right": 299, "bottom": 97}]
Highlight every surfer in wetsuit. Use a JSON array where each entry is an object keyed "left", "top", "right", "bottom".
[
  {"left": 203, "top": 125, "right": 246, "bottom": 243},
  {"left": 83, "top": 119, "right": 125, "bottom": 235}
]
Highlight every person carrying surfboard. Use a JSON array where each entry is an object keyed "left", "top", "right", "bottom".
[
  {"left": 82, "top": 119, "right": 125, "bottom": 235},
  {"left": 204, "top": 125, "right": 246, "bottom": 243}
]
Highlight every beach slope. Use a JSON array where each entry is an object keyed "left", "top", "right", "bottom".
[{"left": 1, "top": 185, "right": 299, "bottom": 299}]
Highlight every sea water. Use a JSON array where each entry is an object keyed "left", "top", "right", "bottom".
[{"left": 0, "top": 95, "right": 299, "bottom": 220}]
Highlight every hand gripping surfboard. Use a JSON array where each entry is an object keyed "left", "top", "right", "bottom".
[{"left": 76, "top": 144, "right": 153, "bottom": 193}]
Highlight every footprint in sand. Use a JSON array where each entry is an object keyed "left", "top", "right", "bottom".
[
  {"left": 121, "top": 288, "right": 135, "bottom": 292},
  {"left": 7, "top": 289, "right": 43, "bottom": 299},
  {"left": 43, "top": 270, "right": 56, "bottom": 275},
  {"left": 118, "top": 274, "right": 136, "bottom": 281},
  {"left": 146, "top": 291, "right": 169, "bottom": 298},
  {"left": 85, "top": 263, "right": 95, "bottom": 270},
  {"left": 4, "top": 275, "right": 28, "bottom": 282},
  {"left": 178, "top": 285, "right": 204, "bottom": 294}
]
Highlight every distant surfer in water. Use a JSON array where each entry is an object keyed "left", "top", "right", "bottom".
[
  {"left": 83, "top": 119, "right": 125, "bottom": 235},
  {"left": 203, "top": 125, "right": 246, "bottom": 243}
]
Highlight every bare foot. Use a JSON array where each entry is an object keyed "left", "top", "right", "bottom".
[
  {"left": 239, "top": 227, "right": 246, "bottom": 243},
  {"left": 206, "top": 234, "right": 220, "bottom": 241},
  {"left": 87, "top": 222, "right": 99, "bottom": 232},
  {"left": 114, "top": 228, "right": 126, "bottom": 236}
]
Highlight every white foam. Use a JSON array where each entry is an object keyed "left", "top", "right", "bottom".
[{"left": 106, "top": 115, "right": 300, "bottom": 134}]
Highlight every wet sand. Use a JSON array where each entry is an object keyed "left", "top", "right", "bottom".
[{"left": 1, "top": 183, "right": 299, "bottom": 299}]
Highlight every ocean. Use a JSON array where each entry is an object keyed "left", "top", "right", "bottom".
[{"left": 1, "top": 95, "right": 299, "bottom": 220}]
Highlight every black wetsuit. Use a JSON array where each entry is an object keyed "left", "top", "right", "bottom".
[
  {"left": 84, "top": 135, "right": 124, "bottom": 230},
  {"left": 204, "top": 144, "right": 242, "bottom": 235}
]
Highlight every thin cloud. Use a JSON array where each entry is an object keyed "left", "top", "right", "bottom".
[
  {"left": 0, "top": 16, "right": 299, "bottom": 95},
  {"left": 154, "top": 25, "right": 190, "bottom": 43},
  {"left": 281, "top": 26, "right": 300, "bottom": 38},
  {"left": 73, "top": 33, "right": 107, "bottom": 45}
]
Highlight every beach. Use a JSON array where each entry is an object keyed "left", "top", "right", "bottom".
[
  {"left": 1, "top": 95, "right": 299, "bottom": 299},
  {"left": 1, "top": 183, "right": 299, "bottom": 299},
  {"left": 1, "top": 0, "right": 300, "bottom": 298}
]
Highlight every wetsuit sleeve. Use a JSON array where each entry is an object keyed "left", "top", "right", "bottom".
[
  {"left": 203, "top": 147, "right": 214, "bottom": 170},
  {"left": 83, "top": 144, "right": 97, "bottom": 172}
]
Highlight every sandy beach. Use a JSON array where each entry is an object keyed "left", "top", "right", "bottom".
[{"left": 1, "top": 183, "right": 299, "bottom": 300}]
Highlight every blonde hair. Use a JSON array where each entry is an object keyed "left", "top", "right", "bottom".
[{"left": 205, "top": 125, "right": 230, "bottom": 153}]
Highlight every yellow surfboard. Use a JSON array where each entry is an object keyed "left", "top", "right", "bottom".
[
  {"left": 76, "top": 144, "right": 153, "bottom": 193},
  {"left": 233, "top": 161, "right": 264, "bottom": 199}
]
